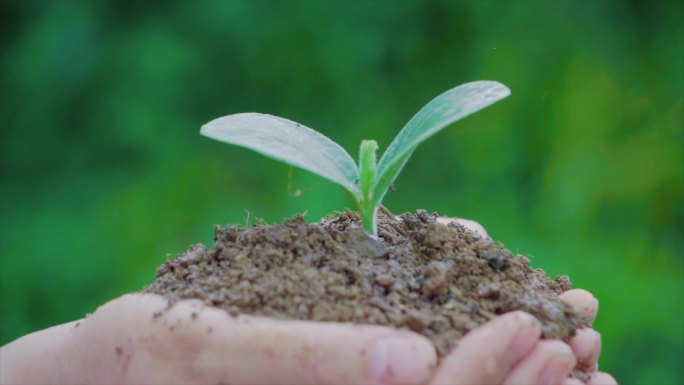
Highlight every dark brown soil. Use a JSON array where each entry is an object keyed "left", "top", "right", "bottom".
[{"left": 144, "top": 209, "right": 589, "bottom": 373}]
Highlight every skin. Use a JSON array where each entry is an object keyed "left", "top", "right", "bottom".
[{"left": 0, "top": 219, "right": 618, "bottom": 385}]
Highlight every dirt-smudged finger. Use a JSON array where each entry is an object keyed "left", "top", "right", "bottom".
[
  {"left": 568, "top": 328, "right": 601, "bottom": 372},
  {"left": 429, "top": 311, "right": 541, "bottom": 385},
  {"left": 586, "top": 372, "right": 618, "bottom": 385},
  {"left": 559, "top": 289, "right": 599, "bottom": 324},
  {"left": 436, "top": 217, "right": 490, "bottom": 239},
  {"left": 158, "top": 297, "right": 437, "bottom": 385},
  {"left": 503, "top": 340, "right": 576, "bottom": 385}
]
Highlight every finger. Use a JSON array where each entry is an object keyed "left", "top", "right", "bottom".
[
  {"left": 568, "top": 328, "right": 601, "bottom": 372},
  {"left": 558, "top": 289, "right": 599, "bottom": 324},
  {"left": 503, "top": 340, "right": 576, "bottom": 385},
  {"left": 429, "top": 311, "right": 541, "bottom": 385},
  {"left": 0, "top": 320, "right": 84, "bottom": 384},
  {"left": 165, "top": 303, "right": 437, "bottom": 385},
  {"left": 586, "top": 372, "right": 618, "bottom": 385},
  {"left": 562, "top": 377, "right": 585, "bottom": 385},
  {"left": 436, "top": 217, "right": 490, "bottom": 238},
  {"left": 81, "top": 294, "right": 437, "bottom": 385}
]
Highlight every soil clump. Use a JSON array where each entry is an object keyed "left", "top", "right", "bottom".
[{"left": 144, "top": 209, "right": 588, "bottom": 371}]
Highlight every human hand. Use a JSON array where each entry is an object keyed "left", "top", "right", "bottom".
[
  {"left": 1, "top": 293, "right": 438, "bottom": 385},
  {"left": 0, "top": 282, "right": 615, "bottom": 385},
  {"left": 427, "top": 217, "right": 618, "bottom": 385},
  {"left": 1, "top": 217, "right": 618, "bottom": 385}
]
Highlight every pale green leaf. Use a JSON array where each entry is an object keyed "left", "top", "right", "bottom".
[
  {"left": 201, "top": 113, "right": 360, "bottom": 197},
  {"left": 373, "top": 81, "right": 510, "bottom": 205}
]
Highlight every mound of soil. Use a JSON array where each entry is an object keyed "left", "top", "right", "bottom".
[{"left": 144, "top": 209, "right": 588, "bottom": 372}]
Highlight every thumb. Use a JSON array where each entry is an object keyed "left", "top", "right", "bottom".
[{"left": 77, "top": 294, "right": 438, "bottom": 385}]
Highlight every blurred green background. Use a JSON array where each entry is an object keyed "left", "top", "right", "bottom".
[{"left": 1, "top": 1, "right": 682, "bottom": 383}]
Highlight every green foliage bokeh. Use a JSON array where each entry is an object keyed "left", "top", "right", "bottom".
[{"left": 1, "top": 1, "right": 682, "bottom": 383}]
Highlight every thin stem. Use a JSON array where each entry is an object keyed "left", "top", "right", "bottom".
[{"left": 358, "top": 140, "right": 378, "bottom": 234}]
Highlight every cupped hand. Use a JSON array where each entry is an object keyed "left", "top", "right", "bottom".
[
  {"left": 1, "top": 217, "right": 617, "bottom": 385},
  {"left": 428, "top": 217, "right": 617, "bottom": 385},
  {"left": 1, "top": 293, "right": 437, "bottom": 385}
]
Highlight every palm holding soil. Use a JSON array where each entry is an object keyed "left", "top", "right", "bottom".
[{"left": 1, "top": 219, "right": 616, "bottom": 385}]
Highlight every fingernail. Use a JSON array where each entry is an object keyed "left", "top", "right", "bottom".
[
  {"left": 538, "top": 355, "right": 574, "bottom": 385},
  {"left": 508, "top": 313, "right": 541, "bottom": 357},
  {"left": 369, "top": 336, "right": 429, "bottom": 384}
]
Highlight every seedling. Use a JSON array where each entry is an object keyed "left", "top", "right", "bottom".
[{"left": 201, "top": 80, "right": 510, "bottom": 235}]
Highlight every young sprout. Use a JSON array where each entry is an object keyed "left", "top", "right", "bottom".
[{"left": 201, "top": 80, "right": 510, "bottom": 234}]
